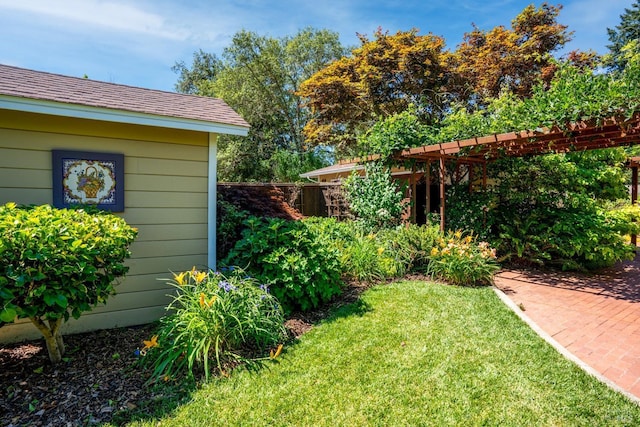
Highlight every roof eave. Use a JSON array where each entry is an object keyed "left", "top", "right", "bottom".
[{"left": 0, "top": 95, "right": 250, "bottom": 136}]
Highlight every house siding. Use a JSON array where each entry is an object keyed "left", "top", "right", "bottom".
[{"left": 0, "top": 111, "right": 211, "bottom": 343}]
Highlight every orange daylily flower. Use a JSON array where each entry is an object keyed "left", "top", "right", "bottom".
[
  {"left": 199, "top": 293, "right": 217, "bottom": 308},
  {"left": 270, "top": 344, "right": 284, "bottom": 359},
  {"left": 143, "top": 335, "right": 159, "bottom": 350}
]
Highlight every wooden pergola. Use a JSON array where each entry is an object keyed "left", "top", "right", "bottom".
[{"left": 396, "top": 114, "right": 640, "bottom": 243}]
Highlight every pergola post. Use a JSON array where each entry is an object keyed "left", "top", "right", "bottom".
[
  {"left": 410, "top": 163, "right": 417, "bottom": 223},
  {"left": 439, "top": 157, "right": 446, "bottom": 232},
  {"left": 632, "top": 163, "right": 638, "bottom": 247},
  {"left": 425, "top": 160, "right": 431, "bottom": 215}
]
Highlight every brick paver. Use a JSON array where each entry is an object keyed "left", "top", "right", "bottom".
[{"left": 494, "top": 253, "right": 640, "bottom": 401}]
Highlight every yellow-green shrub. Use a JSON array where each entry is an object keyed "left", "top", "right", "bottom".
[{"left": 0, "top": 203, "right": 137, "bottom": 363}]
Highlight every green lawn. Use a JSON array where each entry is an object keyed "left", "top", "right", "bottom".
[{"left": 122, "top": 281, "right": 640, "bottom": 426}]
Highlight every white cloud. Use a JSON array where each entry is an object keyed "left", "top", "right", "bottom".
[{"left": 0, "top": 0, "right": 189, "bottom": 40}]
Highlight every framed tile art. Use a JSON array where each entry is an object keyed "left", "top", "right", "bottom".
[{"left": 52, "top": 150, "right": 124, "bottom": 211}]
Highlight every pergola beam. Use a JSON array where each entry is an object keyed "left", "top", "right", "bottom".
[{"left": 439, "top": 157, "right": 445, "bottom": 232}]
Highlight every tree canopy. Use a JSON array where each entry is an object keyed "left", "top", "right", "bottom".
[
  {"left": 297, "top": 29, "right": 447, "bottom": 155},
  {"left": 298, "top": 4, "right": 581, "bottom": 157},
  {"left": 607, "top": 0, "right": 640, "bottom": 71},
  {"left": 174, "top": 28, "right": 346, "bottom": 181},
  {"left": 448, "top": 3, "right": 573, "bottom": 101}
]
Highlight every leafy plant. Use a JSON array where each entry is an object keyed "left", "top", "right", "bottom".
[
  {"left": 358, "top": 106, "right": 431, "bottom": 159},
  {"left": 605, "top": 202, "right": 640, "bottom": 237},
  {"left": 313, "top": 221, "right": 447, "bottom": 283},
  {"left": 0, "top": 203, "right": 137, "bottom": 363},
  {"left": 342, "top": 161, "right": 409, "bottom": 233},
  {"left": 339, "top": 233, "right": 393, "bottom": 283},
  {"left": 144, "top": 267, "right": 286, "bottom": 382},
  {"left": 216, "top": 195, "right": 250, "bottom": 261},
  {"left": 224, "top": 217, "right": 343, "bottom": 314},
  {"left": 377, "top": 223, "right": 442, "bottom": 272},
  {"left": 427, "top": 231, "right": 500, "bottom": 286}
]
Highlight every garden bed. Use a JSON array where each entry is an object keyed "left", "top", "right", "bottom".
[{"left": 0, "top": 279, "right": 373, "bottom": 426}]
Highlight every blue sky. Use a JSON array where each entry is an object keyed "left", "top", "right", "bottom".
[{"left": 0, "top": 0, "right": 633, "bottom": 92}]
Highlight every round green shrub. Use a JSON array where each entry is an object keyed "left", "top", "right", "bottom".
[{"left": 0, "top": 203, "right": 137, "bottom": 363}]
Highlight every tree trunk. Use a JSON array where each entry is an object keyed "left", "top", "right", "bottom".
[
  {"left": 55, "top": 328, "right": 66, "bottom": 357},
  {"left": 30, "top": 317, "right": 65, "bottom": 364}
]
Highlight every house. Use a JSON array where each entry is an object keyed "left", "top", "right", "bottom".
[{"left": 0, "top": 64, "right": 249, "bottom": 342}]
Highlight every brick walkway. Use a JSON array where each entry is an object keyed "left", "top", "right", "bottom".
[{"left": 494, "top": 252, "right": 640, "bottom": 402}]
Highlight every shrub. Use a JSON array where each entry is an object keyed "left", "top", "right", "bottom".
[
  {"left": 303, "top": 217, "right": 401, "bottom": 283},
  {"left": 427, "top": 231, "right": 500, "bottom": 286},
  {"left": 447, "top": 153, "right": 636, "bottom": 271},
  {"left": 493, "top": 201, "right": 636, "bottom": 270},
  {"left": 377, "top": 224, "right": 442, "bottom": 273},
  {"left": 0, "top": 203, "right": 137, "bottom": 363},
  {"left": 144, "top": 267, "right": 286, "bottom": 382},
  {"left": 216, "top": 195, "right": 250, "bottom": 261},
  {"left": 224, "top": 217, "right": 343, "bottom": 314},
  {"left": 340, "top": 233, "right": 394, "bottom": 282},
  {"left": 342, "top": 161, "right": 409, "bottom": 232}
]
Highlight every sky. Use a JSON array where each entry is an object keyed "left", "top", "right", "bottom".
[{"left": 0, "top": 0, "right": 634, "bottom": 93}]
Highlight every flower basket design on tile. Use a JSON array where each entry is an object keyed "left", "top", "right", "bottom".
[{"left": 76, "top": 166, "right": 105, "bottom": 199}]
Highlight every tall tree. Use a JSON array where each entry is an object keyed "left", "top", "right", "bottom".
[
  {"left": 172, "top": 49, "right": 223, "bottom": 95},
  {"left": 606, "top": 1, "right": 640, "bottom": 71},
  {"left": 298, "top": 29, "right": 448, "bottom": 155},
  {"left": 449, "top": 3, "right": 572, "bottom": 101},
  {"left": 174, "top": 28, "right": 346, "bottom": 181}
]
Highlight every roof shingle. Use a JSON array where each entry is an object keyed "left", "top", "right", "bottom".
[{"left": 0, "top": 64, "right": 249, "bottom": 129}]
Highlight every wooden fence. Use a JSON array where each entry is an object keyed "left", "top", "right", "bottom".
[{"left": 218, "top": 182, "right": 352, "bottom": 219}]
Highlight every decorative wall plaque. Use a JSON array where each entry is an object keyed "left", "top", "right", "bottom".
[{"left": 52, "top": 150, "right": 124, "bottom": 211}]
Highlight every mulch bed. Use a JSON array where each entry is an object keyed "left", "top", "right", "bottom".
[{"left": 0, "top": 280, "right": 375, "bottom": 426}]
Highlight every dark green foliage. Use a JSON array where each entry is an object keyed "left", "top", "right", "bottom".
[
  {"left": 606, "top": 1, "right": 640, "bottom": 71},
  {"left": 268, "top": 148, "right": 332, "bottom": 182},
  {"left": 0, "top": 203, "right": 137, "bottom": 362},
  {"left": 224, "top": 217, "right": 343, "bottom": 314},
  {"left": 445, "top": 183, "right": 495, "bottom": 241},
  {"left": 216, "top": 195, "right": 250, "bottom": 261},
  {"left": 172, "top": 50, "right": 223, "bottom": 95},
  {"left": 447, "top": 155, "right": 636, "bottom": 270}
]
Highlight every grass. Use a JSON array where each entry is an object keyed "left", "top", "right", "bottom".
[{"left": 118, "top": 281, "right": 640, "bottom": 426}]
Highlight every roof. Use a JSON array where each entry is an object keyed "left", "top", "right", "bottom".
[
  {"left": 0, "top": 64, "right": 250, "bottom": 135},
  {"left": 400, "top": 114, "right": 640, "bottom": 162},
  {"left": 299, "top": 162, "right": 364, "bottom": 179},
  {"left": 299, "top": 160, "right": 415, "bottom": 180}
]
